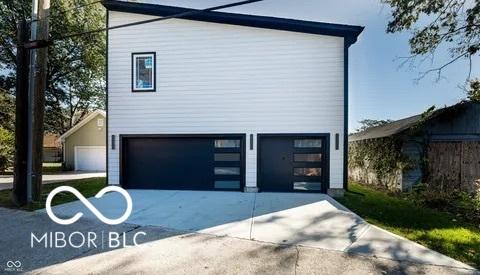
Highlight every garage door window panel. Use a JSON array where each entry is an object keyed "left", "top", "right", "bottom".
[
  {"left": 293, "top": 167, "right": 322, "bottom": 177},
  {"left": 214, "top": 167, "right": 240, "bottom": 175},
  {"left": 214, "top": 153, "right": 241, "bottom": 162},
  {"left": 294, "top": 139, "right": 322, "bottom": 148},
  {"left": 294, "top": 153, "right": 322, "bottom": 162},
  {"left": 214, "top": 180, "right": 241, "bottom": 189},
  {"left": 214, "top": 139, "right": 240, "bottom": 148},
  {"left": 293, "top": 182, "right": 322, "bottom": 191}
]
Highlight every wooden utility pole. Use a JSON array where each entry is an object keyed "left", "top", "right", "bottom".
[
  {"left": 26, "top": 0, "right": 50, "bottom": 203},
  {"left": 13, "top": 20, "right": 29, "bottom": 206}
]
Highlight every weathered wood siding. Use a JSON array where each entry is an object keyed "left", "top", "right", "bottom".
[
  {"left": 427, "top": 141, "right": 480, "bottom": 193},
  {"left": 400, "top": 141, "right": 422, "bottom": 190},
  {"left": 427, "top": 102, "right": 480, "bottom": 141}
]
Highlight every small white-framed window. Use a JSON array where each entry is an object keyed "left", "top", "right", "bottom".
[
  {"left": 97, "top": 118, "right": 104, "bottom": 127},
  {"left": 132, "top": 52, "right": 156, "bottom": 92}
]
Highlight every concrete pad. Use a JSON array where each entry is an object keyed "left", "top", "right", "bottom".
[
  {"left": 127, "top": 191, "right": 255, "bottom": 239},
  {"left": 30, "top": 228, "right": 298, "bottom": 275},
  {"left": 346, "top": 224, "right": 473, "bottom": 269},
  {"left": 27, "top": 225, "right": 476, "bottom": 275},
  {"left": 45, "top": 189, "right": 178, "bottom": 224},
  {"left": 41, "top": 190, "right": 477, "bottom": 270},
  {"left": 251, "top": 193, "right": 368, "bottom": 250},
  {"left": 47, "top": 190, "right": 256, "bottom": 239},
  {"left": 0, "top": 208, "right": 137, "bottom": 272},
  {"left": 296, "top": 245, "right": 475, "bottom": 275}
]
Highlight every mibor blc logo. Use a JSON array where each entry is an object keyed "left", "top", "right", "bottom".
[
  {"left": 46, "top": 186, "right": 132, "bottom": 225},
  {"left": 4, "top": 260, "right": 22, "bottom": 272},
  {"left": 31, "top": 186, "right": 145, "bottom": 249}
]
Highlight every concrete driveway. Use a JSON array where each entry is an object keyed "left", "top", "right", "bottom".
[
  {"left": 0, "top": 171, "right": 106, "bottom": 190},
  {"left": 0, "top": 208, "right": 474, "bottom": 274},
  {"left": 47, "top": 190, "right": 474, "bottom": 270}
]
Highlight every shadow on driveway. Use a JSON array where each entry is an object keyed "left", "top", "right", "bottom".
[{"left": 42, "top": 190, "right": 474, "bottom": 270}]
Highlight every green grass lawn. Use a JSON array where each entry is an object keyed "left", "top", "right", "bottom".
[
  {"left": 42, "top": 162, "right": 63, "bottom": 173},
  {"left": 0, "top": 177, "right": 106, "bottom": 211},
  {"left": 338, "top": 182, "right": 480, "bottom": 268}
]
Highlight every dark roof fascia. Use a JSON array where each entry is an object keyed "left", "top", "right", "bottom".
[{"left": 103, "top": 0, "right": 364, "bottom": 47}]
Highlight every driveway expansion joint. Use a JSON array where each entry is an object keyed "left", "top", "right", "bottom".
[
  {"left": 249, "top": 193, "right": 257, "bottom": 240},
  {"left": 342, "top": 223, "right": 371, "bottom": 252}
]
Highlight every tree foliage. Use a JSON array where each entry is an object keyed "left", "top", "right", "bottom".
[
  {"left": 383, "top": 0, "right": 479, "bottom": 84},
  {"left": 356, "top": 119, "right": 393, "bottom": 132},
  {"left": 0, "top": 0, "right": 105, "bottom": 134},
  {"left": 0, "top": 126, "right": 14, "bottom": 171},
  {"left": 468, "top": 78, "right": 480, "bottom": 101},
  {"left": 0, "top": 89, "right": 15, "bottom": 132}
]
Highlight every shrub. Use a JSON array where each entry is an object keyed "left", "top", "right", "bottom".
[
  {"left": 0, "top": 127, "right": 14, "bottom": 172},
  {"left": 409, "top": 183, "right": 480, "bottom": 224}
]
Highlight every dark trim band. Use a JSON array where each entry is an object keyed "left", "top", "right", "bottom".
[{"left": 103, "top": 0, "right": 363, "bottom": 47}]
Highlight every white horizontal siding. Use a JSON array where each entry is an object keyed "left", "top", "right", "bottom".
[{"left": 107, "top": 11, "right": 345, "bottom": 189}]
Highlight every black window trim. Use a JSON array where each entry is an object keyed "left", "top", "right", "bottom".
[{"left": 131, "top": 52, "right": 156, "bottom": 92}]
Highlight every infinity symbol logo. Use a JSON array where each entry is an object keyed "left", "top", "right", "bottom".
[
  {"left": 46, "top": 186, "right": 132, "bottom": 225},
  {"left": 6, "top": 260, "right": 21, "bottom": 268}
]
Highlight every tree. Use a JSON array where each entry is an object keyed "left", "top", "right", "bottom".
[
  {"left": 383, "top": 0, "right": 479, "bottom": 86},
  {"left": 356, "top": 119, "right": 393, "bottom": 132},
  {"left": 0, "top": 0, "right": 105, "bottom": 134},
  {"left": 0, "top": 126, "right": 14, "bottom": 171},
  {"left": 468, "top": 78, "right": 480, "bottom": 101},
  {"left": 0, "top": 89, "right": 15, "bottom": 132}
]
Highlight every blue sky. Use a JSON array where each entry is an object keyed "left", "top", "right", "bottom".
[{"left": 150, "top": 0, "right": 479, "bottom": 132}]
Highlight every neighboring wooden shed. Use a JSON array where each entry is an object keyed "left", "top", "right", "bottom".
[{"left": 349, "top": 101, "right": 480, "bottom": 192}]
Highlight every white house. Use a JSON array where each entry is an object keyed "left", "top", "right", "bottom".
[{"left": 103, "top": 0, "right": 363, "bottom": 196}]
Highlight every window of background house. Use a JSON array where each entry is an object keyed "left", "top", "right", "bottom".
[{"left": 132, "top": 52, "right": 155, "bottom": 92}]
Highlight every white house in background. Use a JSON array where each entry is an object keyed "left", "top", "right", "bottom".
[
  {"left": 59, "top": 110, "right": 106, "bottom": 171},
  {"left": 103, "top": 0, "right": 363, "bottom": 196}
]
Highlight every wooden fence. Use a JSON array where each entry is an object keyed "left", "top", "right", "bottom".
[{"left": 427, "top": 141, "right": 480, "bottom": 193}]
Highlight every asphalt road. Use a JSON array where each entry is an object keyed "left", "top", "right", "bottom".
[{"left": 0, "top": 208, "right": 476, "bottom": 275}]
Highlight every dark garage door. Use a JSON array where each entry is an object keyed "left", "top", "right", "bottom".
[
  {"left": 121, "top": 135, "right": 245, "bottom": 191},
  {"left": 258, "top": 134, "right": 329, "bottom": 193}
]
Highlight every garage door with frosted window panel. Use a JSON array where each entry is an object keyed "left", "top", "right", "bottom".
[
  {"left": 258, "top": 135, "right": 328, "bottom": 193},
  {"left": 121, "top": 135, "right": 245, "bottom": 191}
]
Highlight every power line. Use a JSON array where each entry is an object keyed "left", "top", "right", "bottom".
[
  {"left": 29, "top": 0, "right": 102, "bottom": 23},
  {"left": 51, "top": 0, "right": 264, "bottom": 41}
]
